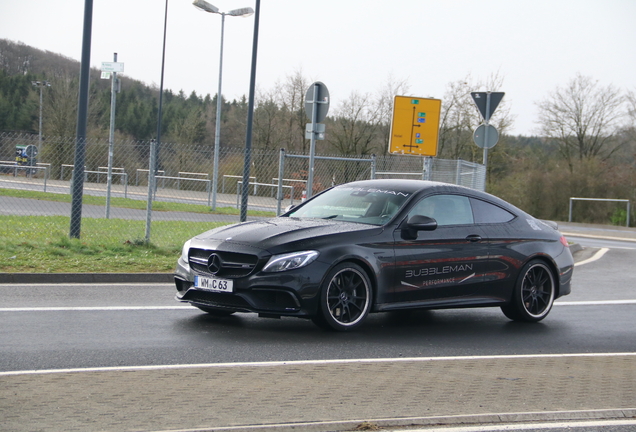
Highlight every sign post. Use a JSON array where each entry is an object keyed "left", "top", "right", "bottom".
[
  {"left": 304, "top": 82, "right": 329, "bottom": 199},
  {"left": 470, "top": 91, "right": 504, "bottom": 175},
  {"left": 102, "top": 55, "right": 123, "bottom": 219}
]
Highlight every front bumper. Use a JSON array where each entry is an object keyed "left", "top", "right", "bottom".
[{"left": 174, "top": 257, "right": 329, "bottom": 317}]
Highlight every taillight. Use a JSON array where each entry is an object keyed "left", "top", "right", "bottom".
[{"left": 559, "top": 236, "right": 569, "bottom": 247}]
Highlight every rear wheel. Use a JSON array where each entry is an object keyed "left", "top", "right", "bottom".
[
  {"left": 312, "top": 262, "right": 372, "bottom": 331},
  {"left": 501, "top": 260, "right": 555, "bottom": 322}
]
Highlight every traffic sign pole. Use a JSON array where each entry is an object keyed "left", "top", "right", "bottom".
[
  {"left": 483, "top": 92, "right": 492, "bottom": 169},
  {"left": 105, "top": 52, "right": 118, "bottom": 219},
  {"left": 307, "top": 82, "right": 318, "bottom": 199},
  {"left": 304, "top": 82, "right": 330, "bottom": 199},
  {"left": 470, "top": 91, "right": 504, "bottom": 183}
]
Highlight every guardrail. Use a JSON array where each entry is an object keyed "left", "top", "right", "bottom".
[
  {"left": 96, "top": 166, "right": 125, "bottom": 184},
  {"left": 223, "top": 175, "right": 257, "bottom": 194},
  {"left": 71, "top": 169, "right": 128, "bottom": 198},
  {"left": 0, "top": 164, "right": 49, "bottom": 192},
  {"left": 154, "top": 175, "right": 212, "bottom": 205},
  {"left": 236, "top": 180, "right": 293, "bottom": 212},
  {"left": 135, "top": 169, "right": 166, "bottom": 187},
  {"left": 569, "top": 197, "right": 631, "bottom": 227}
]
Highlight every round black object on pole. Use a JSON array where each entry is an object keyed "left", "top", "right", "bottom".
[
  {"left": 305, "top": 82, "right": 330, "bottom": 123},
  {"left": 473, "top": 124, "right": 499, "bottom": 149}
]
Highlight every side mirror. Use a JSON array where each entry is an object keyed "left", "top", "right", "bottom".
[{"left": 401, "top": 215, "right": 437, "bottom": 240}]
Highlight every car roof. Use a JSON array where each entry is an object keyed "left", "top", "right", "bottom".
[
  {"left": 335, "top": 179, "right": 524, "bottom": 214},
  {"left": 336, "top": 179, "right": 474, "bottom": 195}
]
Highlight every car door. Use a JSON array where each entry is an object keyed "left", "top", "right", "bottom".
[{"left": 391, "top": 194, "right": 490, "bottom": 305}]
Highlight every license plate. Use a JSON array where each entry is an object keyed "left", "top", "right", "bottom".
[{"left": 194, "top": 275, "right": 233, "bottom": 293}]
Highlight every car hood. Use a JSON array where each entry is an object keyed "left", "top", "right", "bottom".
[{"left": 192, "top": 217, "right": 380, "bottom": 253}]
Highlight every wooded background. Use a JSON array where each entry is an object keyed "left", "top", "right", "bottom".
[{"left": 1, "top": 39, "right": 635, "bottom": 225}]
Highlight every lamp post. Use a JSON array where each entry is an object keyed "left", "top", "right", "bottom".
[
  {"left": 193, "top": 0, "right": 253, "bottom": 210},
  {"left": 31, "top": 80, "right": 51, "bottom": 155}
]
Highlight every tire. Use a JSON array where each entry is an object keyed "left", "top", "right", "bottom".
[
  {"left": 501, "top": 259, "right": 556, "bottom": 322},
  {"left": 312, "top": 262, "right": 373, "bottom": 331},
  {"left": 195, "top": 305, "right": 235, "bottom": 317}
]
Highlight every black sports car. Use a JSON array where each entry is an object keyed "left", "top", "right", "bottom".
[{"left": 174, "top": 179, "right": 573, "bottom": 331}]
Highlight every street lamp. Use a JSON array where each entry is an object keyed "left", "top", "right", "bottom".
[
  {"left": 31, "top": 80, "right": 51, "bottom": 155},
  {"left": 193, "top": 0, "right": 254, "bottom": 210}
]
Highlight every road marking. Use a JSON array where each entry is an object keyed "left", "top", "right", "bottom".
[
  {"left": 1, "top": 299, "right": 635, "bottom": 312},
  {"left": 1, "top": 352, "right": 635, "bottom": 376},
  {"left": 562, "top": 231, "right": 636, "bottom": 242},
  {"left": 574, "top": 247, "right": 609, "bottom": 266},
  {"left": 388, "top": 418, "right": 636, "bottom": 431},
  {"left": 0, "top": 306, "right": 192, "bottom": 311},
  {"left": 0, "top": 283, "right": 175, "bottom": 287},
  {"left": 555, "top": 300, "right": 636, "bottom": 306}
]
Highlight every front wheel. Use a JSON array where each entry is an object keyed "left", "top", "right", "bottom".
[
  {"left": 312, "top": 262, "right": 373, "bottom": 331},
  {"left": 501, "top": 260, "right": 556, "bottom": 322}
]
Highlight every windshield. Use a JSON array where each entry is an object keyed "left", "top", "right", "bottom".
[{"left": 287, "top": 185, "right": 412, "bottom": 225}]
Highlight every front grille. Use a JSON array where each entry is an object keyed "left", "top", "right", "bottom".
[
  {"left": 184, "top": 290, "right": 252, "bottom": 310},
  {"left": 183, "top": 288, "right": 300, "bottom": 313},
  {"left": 189, "top": 248, "right": 259, "bottom": 278}
]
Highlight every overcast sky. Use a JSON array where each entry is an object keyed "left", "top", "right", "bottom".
[{"left": 1, "top": 0, "right": 635, "bottom": 136}]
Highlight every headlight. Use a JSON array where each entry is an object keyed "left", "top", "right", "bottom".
[
  {"left": 262, "top": 250, "right": 319, "bottom": 273},
  {"left": 181, "top": 239, "right": 191, "bottom": 263}
]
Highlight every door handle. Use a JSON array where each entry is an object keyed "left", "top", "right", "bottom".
[{"left": 466, "top": 234, "right": 482, "bottom": 242}]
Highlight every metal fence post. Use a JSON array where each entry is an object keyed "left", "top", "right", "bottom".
[
  {"left": 370, "top": 154, "right": 376, "bottom": 179},
  {"left": 145, "top": 139, "right": 157, "bottom": 242},
  {"left": 277, "top": 148, "right": 285, "bottom": 215}
]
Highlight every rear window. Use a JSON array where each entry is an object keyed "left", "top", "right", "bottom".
[{"left": 470, "top": 198, "right": 516, "bottom": 224}]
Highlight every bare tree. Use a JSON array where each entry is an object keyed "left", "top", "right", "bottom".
[
  {"left": 275, "top": 69, "right": 310, "bottom": 153},
  {"left": 438, "top": 73, "right": 513, "bottom": 161},
  {"left": 253, "top": 87, "right": 286, "bottom": 150},
  {"left": 328, "top": 90, "right": 383, "bottom": 156},
  {"left": 536, "top": 74, "right": 626, "bottom": 170}
]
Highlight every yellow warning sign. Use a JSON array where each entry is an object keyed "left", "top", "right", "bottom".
[{"left": 388, "top": 96, "right": 441, "bottom": 156}]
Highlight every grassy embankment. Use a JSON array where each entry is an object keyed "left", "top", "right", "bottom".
[{"left": 0, "top": 188, "right": 275, "bottom": 273}]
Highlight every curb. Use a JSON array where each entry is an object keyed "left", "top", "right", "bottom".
[
  {"left": 0, "top": 272, "right": 173, "bottom": 284},
  {"left": 177, "top": 409, "right": 636, "bottom": 432}
]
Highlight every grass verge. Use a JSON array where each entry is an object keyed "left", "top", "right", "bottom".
[
  {"left": 0, "top": 188, "right": 276, "bottom": 217},
  {"left": 0, "top": 215, "right": 228, "bottom": 273}
]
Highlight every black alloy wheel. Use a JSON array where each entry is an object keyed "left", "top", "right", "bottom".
[
  {"left": 501, "top": 260, "right": 556, "bottom": 322},
  {"left": 312, "top": 262, "right": 372, "bottom": 331}
]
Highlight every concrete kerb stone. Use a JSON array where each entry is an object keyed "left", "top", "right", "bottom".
[
  {"left": 0, "top": 272, "right": 173, "bottom": 284},
  {"left": 161, "top": 409, "right": 636, "bottom": 432}
]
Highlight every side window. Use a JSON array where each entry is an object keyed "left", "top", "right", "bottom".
[
  {"left": 409, "top": 195, "right": 474, "bottom": 226},
  {"left": 470, "top": 198, "right": 516, "bottom": 224}
]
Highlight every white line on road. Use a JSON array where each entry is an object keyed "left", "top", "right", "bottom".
[
  {"left": 574, "top": 247, "right": 609, "bottom": 266},
  {"left": 555, "top": 300, "right": 636, "bottom": 306},
  {"left": 1, "top": 300, "right": 634, "bottom": 312},
  {"left": 0, "top": 306, "right": 192, "bottom": 311},
  {"left": 562, "top": 231, "right": 636, "bottom": 243},
  {"left": 387, "top": 418, "right": 636, "bottom": 432},
  {"left": 1, "top": 352, "right": 635, "bottom": 376}
]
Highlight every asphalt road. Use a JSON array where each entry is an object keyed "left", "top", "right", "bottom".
[
  {"left": 1, "top": 226, "right": 635, "bottom": 432},
  {"left": 1, "top": 246, "right": 635, "bottom": 372}
]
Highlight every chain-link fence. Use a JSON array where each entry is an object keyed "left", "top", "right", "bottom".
[{"left": 1, "top": 132, "right": 485, "bottom": 244}]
